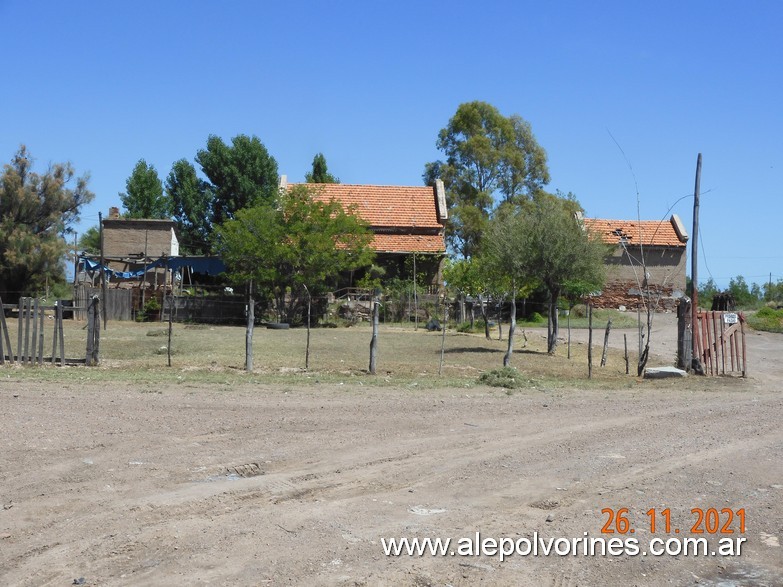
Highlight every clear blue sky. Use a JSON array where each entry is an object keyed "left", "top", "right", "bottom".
[{"left": 2, "top": 1, "right": 781, "bottom": 289}]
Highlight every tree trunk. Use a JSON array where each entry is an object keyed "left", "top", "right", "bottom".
[
  {"left": 497, "top": 299, "right": 503, "bottom": 341},
  {"left": 547, "top": 287, "right": 560, "bottom": 354},
  {"left": 503, "top": 285, "right": 516, "bottom": 367},
  {"left": 637, "top": 286, "right": 653, "bottom": 376},
  {"left": 478, "top": 293, "right": 491, "bottom": 339}
]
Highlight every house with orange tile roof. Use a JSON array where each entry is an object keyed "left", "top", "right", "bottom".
[
  {"left": 279, "top": 177, "right": 448, "bottom": 291},
  {"left": 582, "top": 214, "right": 689, "bottom": 310}
]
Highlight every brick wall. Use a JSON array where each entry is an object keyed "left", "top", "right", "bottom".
[{"left": 593, "top": 245, "right": 687, "bottom": 311}]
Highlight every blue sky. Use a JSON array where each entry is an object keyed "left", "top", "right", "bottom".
[{"left": 1, "top": 1, "right": 781, "bottom": 288}]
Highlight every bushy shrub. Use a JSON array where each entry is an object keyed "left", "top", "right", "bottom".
[
  {"left": 478, "top": 367, "right": 525, "bottom": 389},
  {"left": 528, "top": 312, "right": 546, "bottom": 323},
  {"left": 456, "top": 319, "right": 486, "bottom": 334},
  {"left": 571, "top": 304, "right": 587, "bottom": 318},
  {"left": 747, "top": 307, "right": 783, "bottom": 333}
]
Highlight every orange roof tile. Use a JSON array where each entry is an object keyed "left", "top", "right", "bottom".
[
  {"left": 290, "top": 183, "right": 443, "bottom": 229},
  {"left": 583, "top": 218, "right": 686, "bottom": 248},
  {"left": 370, "top": 234, "right": 445, "bottom": 254}
]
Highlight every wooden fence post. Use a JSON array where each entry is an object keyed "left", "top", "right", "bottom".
[
  {"left": 624, "top": 334, "right": 629, "bottom": 375},
  {"left": 587, "top": 301, "right": 593, "bottom": 379},
  {"left": 369, "top": 293, "right": 379, "bottom": 374},
  {"left": 86, "top": 297, "right": 95, "bottom": 365},
  {"left": 600, "top": 319, "right": 612, "bottom": 367},
  {"left": 245, "top": 280, "right": 254, "bottom": 372},
  {"left": 58, "top": 301, "right": 65, "bottom": 366},
  {"left": 31, "top": 298, "right": 39, "bottom": 364},
  {"left": 0, "top": 296, "right": 6, "bottom": 364},
  {"left": 167, "top": 293, "right": 173, "bottom": 368},
  {"left": 438, "top": 296, "right": 448, "bottom": 376},
  {"left": 86, "top": 295, "right": 100, "bottom": 366},
  {"left": 37, "top": 299, "right": 44, "bottom": 365},
  {"left": 51, "top": 302, "right": 59, "bottom": 365}
]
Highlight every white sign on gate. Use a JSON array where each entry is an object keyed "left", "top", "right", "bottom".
[{"left": 724, "top": 312, "right": 738, "bottom": 324}]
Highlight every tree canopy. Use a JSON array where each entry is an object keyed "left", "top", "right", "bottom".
[
  {"left": 214, "top": 185, "right": 374, "bottom": 323},
  {"left": 0, "top": 145, "right": 94, "bottom": 298},
  {"left": 424, "top": 101, "right": 550, "bottom": 258},
  {"left": 305, "top": 153, "right": 340, "bottom": 183},
  {"left": 165, "top": 159, "right": 212, "bottom": 255},
  {"left": 484, "top": 194, "right": 607, "bottom": 353},
  {"left": 120, "top": 159, "right": 168, "bottom": 219},
  {"left": 78, "top": 225, "right": 101, "bottom": 255},
  {"left": 195, "top": 134, "right": 278, "bottom": 226}
]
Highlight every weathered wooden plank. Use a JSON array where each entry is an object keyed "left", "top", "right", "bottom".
[
  {"left": 58, "top": 302, "right": 65, "bottom": 367},
  {"left": 92, "top": 297, "right": 100, "bottom": 365},
  {"left": 739, "top": 313, "right": 747, "bottom": 377},
  {"left": 0, "top": 298, "right": 12, "bottom": 364},
  {"left": 31, "top": 298, "right": 39, "bottom": 364},
  {"left": 37, "top": 300, "right": 44, "bottom": 365},
  {"left": 51, "top": 302, "right": 58, "bottom": 365},
  {"left": 17, "top": 298, "right": 24, "bottom": 363},
  {"left": 705, "top": 311, "right": 714, "bottom": 376},
  {"left": 86, "top": 297, "right": 95, "bottom": 365}
]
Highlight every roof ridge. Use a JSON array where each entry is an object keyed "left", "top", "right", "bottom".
[{"left": 291, "top": 182, "right": 433, "bottom": 189}]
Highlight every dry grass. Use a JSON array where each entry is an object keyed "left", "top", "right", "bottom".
[{"left": 0, "top": 317, "right": 736, "bottom": 392}]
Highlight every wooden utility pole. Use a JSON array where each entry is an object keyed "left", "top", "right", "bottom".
[
  {"left": 99, "top": 212, "right": 108, "bottom": 330},
  {"left": 691, "top": 154, "right": 702, "bottom": 363}
]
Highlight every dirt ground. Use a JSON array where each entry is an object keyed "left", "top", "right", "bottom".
[{"left": 1, "top": 315, "right": 782, "bottom": 586}]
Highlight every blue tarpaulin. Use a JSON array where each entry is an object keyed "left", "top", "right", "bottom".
[{"left": 79, "top": 256, "right": 226, "bottom": 279}]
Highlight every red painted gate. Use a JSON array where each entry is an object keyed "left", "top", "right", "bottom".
[{"left": 694, "top": 310, "right": 747, "bottom": 377}]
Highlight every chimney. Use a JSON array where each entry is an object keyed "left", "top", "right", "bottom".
[
  {"left": 435, "top": 179, "right": 448, "bottom": 222},
  {"left": 109, "top": 206, "right": 120, "bottom": 219}
]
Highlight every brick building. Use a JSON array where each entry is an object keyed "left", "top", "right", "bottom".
[
  {"left": 280, "top": 178, "right": 448, "bottom": 291},
  {"left": 583, "top": 214, "right": 689, "bottom": 310}
]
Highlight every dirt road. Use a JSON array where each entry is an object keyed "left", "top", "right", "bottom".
[{"left": 1, "top": 319, "right": 782, "bottom": 586}]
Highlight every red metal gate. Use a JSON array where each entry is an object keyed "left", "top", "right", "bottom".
[{"left": 694, "top": 311, "right": 747, "bottom": 377}]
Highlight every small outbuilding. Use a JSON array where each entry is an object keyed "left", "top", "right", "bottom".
[{"left": 583, "top": 214, "right": 689, "bottom": 310}]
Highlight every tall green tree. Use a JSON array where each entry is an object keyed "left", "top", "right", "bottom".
[
  {"left": 195, "top": 134, "right": 278, "bottom": 226},
  {"left": 120, "top": 159, "right": 169, "bottom": 219},
  {"left": 214, "top": 185, "right": 374, "bottom": 323},
  {"left": 165, "top": 159, "right": 212, "bottom": 255},
  {"left": 424, "top": 101, "right": 550, "bottom": 258},
  {"left": 0, "top": 145, "right": 94, "bottom": 298},
  {"left": 305, "top": 153, "right": 340, "bottom": 183},
  {"left": 78, "top": 225, "right": 101, "bottom": 255},
  {"left": 483, "top": 194, "right": 606, "bottom": 356}
]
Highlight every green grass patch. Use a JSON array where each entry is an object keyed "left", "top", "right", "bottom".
[
  {"left": 478, "top": 367, "right": 528, "bottom": 389},
  {"left": 747, "top": 307, "right": 783, "bottom": 333},
  {"left": 0, "top": 315, "right": 716, "bottom": 390}
]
